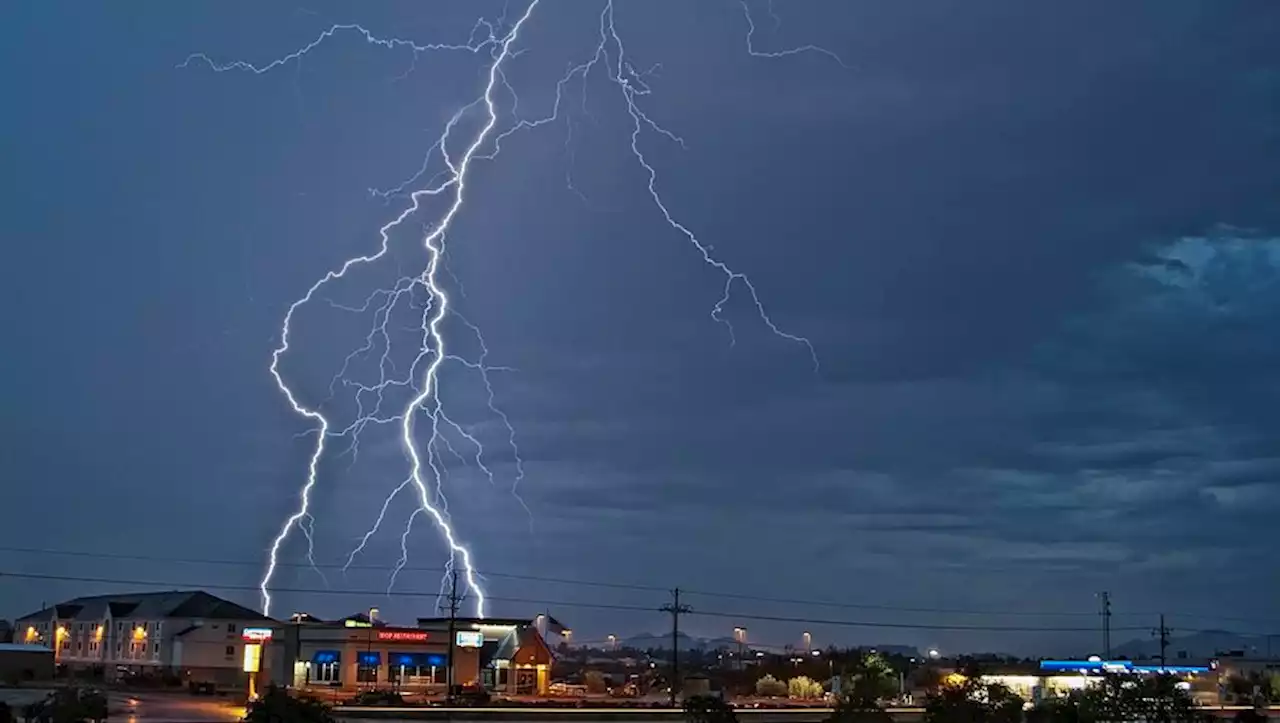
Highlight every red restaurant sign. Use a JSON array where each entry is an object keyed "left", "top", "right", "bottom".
[{"left": 376, "top": 630, "right": 429, "bottom": 642}]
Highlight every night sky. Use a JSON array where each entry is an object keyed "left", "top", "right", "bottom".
[{"left": 3, "top": 1, "right": 1280, "bottom": 656}]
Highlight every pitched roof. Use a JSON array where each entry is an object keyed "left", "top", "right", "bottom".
[{"left": 16, "top": 591, "right": 273, "bottom": 624}]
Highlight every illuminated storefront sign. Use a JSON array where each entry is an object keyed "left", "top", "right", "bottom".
[
  {"left": 344, "top": 619, "right": 373, "bottom": 628},
  {"left": 377, "top": 630, "right": 429, "bottom": 642},
  {"left": 243, "top": 644, "right": 262, "bottom": 673},
  {"left": 455, "top": 631, "right": 483, "bottom": 648},
  {"left": 242, "top": 627, "right": 274, "bottom": 642}
]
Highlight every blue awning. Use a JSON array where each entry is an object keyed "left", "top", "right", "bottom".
[
  {"left": 312, "top": 650, "right": 341, "bottom": 664},
  {"left": 390, "top": 653, "right": 446, "bottom": 668},
  {"left": 357, "top": 651, "right": 380, "bottom": 666}
]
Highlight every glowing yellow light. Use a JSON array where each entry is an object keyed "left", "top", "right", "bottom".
[
  {"left": 25, "top": 626, "right": 38, "bottom": 642},
  {"left": 132, "top": 626, "right": 147, "bottom": 641},
  {"left": 94, "top": 626, "right": 103, "bottom": 642},
  {"left": 944, "top": 673, "right": 968, "bottom": 687},
  {"left": 56, "top": 626, "right": 68, "bottom": 640},
  {"left": 243, "top": 643, "right": 262, "bottom": 673}
]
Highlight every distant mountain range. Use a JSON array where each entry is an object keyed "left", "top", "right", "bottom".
[{"left": 1113, "top": 630, "right": 1278, "bottom": 661}]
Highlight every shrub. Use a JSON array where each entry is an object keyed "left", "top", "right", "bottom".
[
  {"left": 755, "top": 675, "right": 788, "bottom": 697},
  {"left": 789, "top": 676, "right": 825, "bottom": 700},
  {"left": 351, "top": 690, "right": 404, "bottom": 706},
  {"left": 684, "top": 695, "right": 737, "bottom": 723},
  {"left": 245, "top": 685, "right": 334, "bottom": 723}
]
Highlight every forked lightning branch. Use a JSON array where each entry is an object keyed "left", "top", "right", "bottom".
[{"left": 182, "top": 0, "right": 841, "bottom": 618}]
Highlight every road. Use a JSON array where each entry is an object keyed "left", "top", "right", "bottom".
[{"left": 0, "top": 689, "right": 244, "bottom": 723}]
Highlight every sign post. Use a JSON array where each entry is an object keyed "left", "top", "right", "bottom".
[{"left": 241, "top": 628, "right": 274, "bottom": 701}]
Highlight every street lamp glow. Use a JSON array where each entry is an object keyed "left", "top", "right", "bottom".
[{"left": 928, "top": 649, "right": 940, "bottom": 659}]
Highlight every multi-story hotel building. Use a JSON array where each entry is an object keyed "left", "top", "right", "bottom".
[{"left": 13, "top": 590, "right": 275, "bottom": 687}]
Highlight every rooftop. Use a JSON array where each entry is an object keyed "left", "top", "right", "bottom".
[{"left": 16, "top": 591, "right": 274, "bottom": 624}]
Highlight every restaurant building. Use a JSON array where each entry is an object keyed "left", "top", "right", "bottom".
[{"left": 269, "top": 613, "right": 554, "bottom": 696}]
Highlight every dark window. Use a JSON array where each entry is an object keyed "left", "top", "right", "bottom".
[
  {"left": 153, "top": 642, "right": 160, "bottom": 655},
  {"left": 227, "top": 624, "right": 236, "bottom": 633},
  {"left": 225, "top": 646, "right": 234, "bottom": 656},
  {"left": 314, "top": 662, "right": 341, "bottom": 683}
]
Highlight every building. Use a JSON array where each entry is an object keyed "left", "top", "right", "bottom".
[
  {"left": 269, "top": 613, "right": 555, "bottom": 696},
  {"left": 13, "top": 590, "right": 275, "bottom": 687},
  {"left": 0, "top": 643, "right": 54, "bottom": 683},
  {"left": 964, "top": 659, "right": 1218, "bottom": 705}
]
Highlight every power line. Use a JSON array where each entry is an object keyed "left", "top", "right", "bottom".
[
  {"left": 2, "top": 570, "right": 1230, "bottom": 635},
  {"left": 4, "top": 545, "right": 1277, "bottom": 628},
  {"left": 682, "top": 587, "right": 1106, "bottom": 618},
  {"left": 688, "top": 608, "right": 1156, "bottom": 634}
]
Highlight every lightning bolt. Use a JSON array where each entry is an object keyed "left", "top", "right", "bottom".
[{"left": 183, "top": 0, "right": 841, "bottom": 618}]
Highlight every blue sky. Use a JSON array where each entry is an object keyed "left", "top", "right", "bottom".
[{"left": 3, "top": 1, "right": 1279, "bottom": 655}]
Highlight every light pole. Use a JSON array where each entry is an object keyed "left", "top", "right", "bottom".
[
  {"left": 608, "top": 635, "right": 617, "bottom": 651},
  {"left": 733, "top": 627, "right": 747, "bottom": 671},
  {"left": 803, "top": 631, "right": 812, "bottom": 654}
]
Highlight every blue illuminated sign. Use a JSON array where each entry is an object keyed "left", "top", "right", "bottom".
[
  {"left": 357, "top": 652, "right": 381, "bottom": 666},
  {"left": 312, "top": 650, "right": 340, "bottom": 664},
  {"left": 1039, "top": 660, "right": 1208, "bottom": 675}
]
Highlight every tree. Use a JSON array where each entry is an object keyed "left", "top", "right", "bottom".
[
  {"left": 828, "top": 690, "right": 892, "bottom": 723},
  {"left": 845, "top": 653, "right": 898, "bottom": 702},
  {"left": 789, "top": 676, "right": 824, "bottom": 700},
  {"left": 244, "top": 686, "right": 334, "bottom": 723},
  {"left": 755, "top": 675, "right": 787, "bottom": 697},
  {"left": 684, "top": 695, "right": 737, "bottom": 723},
  {"left": 924, "top": 677, "right": 1023, "bottom": 723},
  {"left": 1029, "top": 674, "right": 1209, "bottom": 723}
]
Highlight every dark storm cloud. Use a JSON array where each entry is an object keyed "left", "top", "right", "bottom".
[{"left": 3, "top": 0, "right": 1280, "bottom": 654}]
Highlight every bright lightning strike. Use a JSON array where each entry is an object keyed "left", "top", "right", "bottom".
[{"left": 183, "top": 0, "right": 841, "bottom": 618}]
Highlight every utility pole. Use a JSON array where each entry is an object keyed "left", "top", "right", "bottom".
[
  {"left": 446, "top": 569, "right": 459, "bottom": 703},
  {"left": 1154, "top": 614, "right": 1172, "bottom": 672},
  {"left": 1100, "top": 591, "right": 1112, "bottom": 659},
  {"left": 659, "top": 588, "right": 691, "bottom": 708}
]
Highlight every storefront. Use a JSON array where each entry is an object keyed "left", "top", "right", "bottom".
[{"left": 270, "top": 614, "right": 551, "bottom": 695}]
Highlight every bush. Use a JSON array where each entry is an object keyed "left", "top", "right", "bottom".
[
  {"left": 789, "top": 676, "right": 825, "bottom": 700},
  {"left": 350, "top": 690, "right": 404, "bottom": 706},
  {"left": 684, "top": 695, "right": 737, "bottom": 723},
  {"left": 245, "top": 685, "right": 334, "bottom": 723},
  {"left": 828, "top": 695, "right": 892, "bottom": 723},
  {"left": 755, "top": 674, "right": 787, "bottom": 697}
]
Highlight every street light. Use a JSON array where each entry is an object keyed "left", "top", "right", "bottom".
[
  {"left": 928, "top": 649, "right": 940, "bottom": 660},
  {"left": 803, "top": 631, "right": 812, "bottom": 653},
  {"left": 607, "top": 634, "right": 617, "bottom": 650}
]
